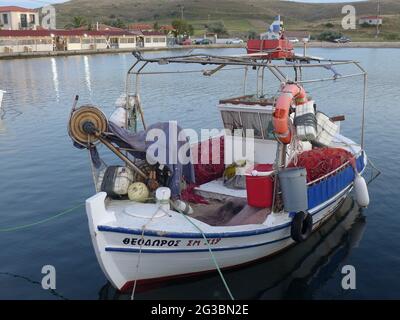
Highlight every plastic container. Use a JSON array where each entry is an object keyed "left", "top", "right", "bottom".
[
  {"left": 295, "top": 100, "right": 317, "bottom": 141},
  {"left": 278, "top": 167, "right": 308, "bottom": 212},
  {"left": 246, "top": 164, "right": 274, "bottom": 208}
]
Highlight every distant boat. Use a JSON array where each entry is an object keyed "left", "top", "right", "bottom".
[{"left": 0, "top": 90, "right": 5, "bottom": 109}]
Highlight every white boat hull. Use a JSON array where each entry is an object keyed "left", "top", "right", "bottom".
[{"left": 86, "top": 183, "right": 354, "bottom": 292}]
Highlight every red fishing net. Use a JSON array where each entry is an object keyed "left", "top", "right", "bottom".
[
  {"left": 288, "top": 147, "right": 354, "bottom": 182},
  {"left": 180, "top": 184, "right": 209, "bottom": 204},
  {"left": 180, "top": 136, "right": 226, "bottom": 204},
  {"left": 193, "top": 136, "right": 225, "bottom": 185}
]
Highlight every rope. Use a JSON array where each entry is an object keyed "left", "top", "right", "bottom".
[
  {"left": 130, "top": 201, "right": 165, "bottom": 300},
  {"left": 170, "top": 200, "right": 235, "bottom": 300},
  {"left": 365, "top": 156, "right": 381, "bottom": 186},
  {"left": 0, "top": 203, "right": 84, "bottom": 233}
]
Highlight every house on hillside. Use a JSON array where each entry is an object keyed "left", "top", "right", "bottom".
[
  {"left": 0, "top": 6, "right": 39, "bottom": 30},
  {"left": 359, "top": 16, "right": 383, "bottom": 26},
  {"left": 285, "top": 31, "right": 311, "bottom": 43},
  {"left": 160, "top": 25, "right": 175, "bottom": 35}
]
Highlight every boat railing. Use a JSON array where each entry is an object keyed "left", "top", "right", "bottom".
[{"left": 306, "top": 150, "right": 363, "bottom": 186}]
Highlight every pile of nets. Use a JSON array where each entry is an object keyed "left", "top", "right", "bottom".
[
  {"left": 288, "top": 147, "right": 354, "bottom": 182},
  {"left": 193, "top": 136, "right": 225, "bottom": 185}
]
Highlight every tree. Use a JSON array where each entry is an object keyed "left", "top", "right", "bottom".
[
  {"left": 112, "top": 19, "right": 126, "bottom": 29},
  {"left": 65, "top": 16, "right": 87, "bottom": 29},
  {"left": 171, "top": 19, "right": 194, "bottom": 37},
  {"left": 247, "top": 30, "right": 258, "bottom": 40},
  {"left": 153, "top": 21, "right": 160, "bottom": 31},
  {"left": 206, "top": 21, "right": 227, "bottom": 36}
]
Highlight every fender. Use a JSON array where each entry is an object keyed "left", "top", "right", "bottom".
[{"left": 273, "top": 84, "right": 307, "bottom": 144}]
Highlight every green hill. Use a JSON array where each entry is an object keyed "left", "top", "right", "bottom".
[{"left": 54, "top": 0, "right": 400, "bottom": 41}]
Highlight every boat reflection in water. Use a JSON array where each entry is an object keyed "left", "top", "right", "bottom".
[{"left": 98, "top": 195, "right": 365, "bottom": 300}]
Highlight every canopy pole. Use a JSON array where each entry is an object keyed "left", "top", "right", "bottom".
[{"left": 97, "top": 135, "right": 148, "bottom": 179}]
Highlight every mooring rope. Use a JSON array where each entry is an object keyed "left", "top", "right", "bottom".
[
  {"left": 170, "top": 200, "right": 235, "bottom": 300},
  {"left": 130, "top": 203, "right": 164, "bottom": 300},
  {"left": 0, "top": 203, "right": 84, "bottom": 233}
]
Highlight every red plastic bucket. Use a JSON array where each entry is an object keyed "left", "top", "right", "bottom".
[{"left": 246, "top": 164, "right": 274, "bottom": 208}]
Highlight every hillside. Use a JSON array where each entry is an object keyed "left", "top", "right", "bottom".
[{"left": 54, "top": 0, "right": 400, "bottom": 40}]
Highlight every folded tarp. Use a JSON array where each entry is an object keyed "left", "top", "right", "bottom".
[{"left": 108, "top": 121, "right": 195, "bottom": 198}]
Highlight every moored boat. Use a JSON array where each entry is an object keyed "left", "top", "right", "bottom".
[{"left": 68, "top": 49, "right": 371, "bottom": 293}]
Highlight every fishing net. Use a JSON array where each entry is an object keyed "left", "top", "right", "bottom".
[
  {"left": 193, "top": 136, "right": 225, "bottom": 185},
  {"left": 288, "top": 147, "right": 353, "bottom": 182}
]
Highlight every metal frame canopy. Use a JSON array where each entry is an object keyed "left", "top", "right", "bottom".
[{"left": 124, "top": 50, "right": 367, "bottom": 148}]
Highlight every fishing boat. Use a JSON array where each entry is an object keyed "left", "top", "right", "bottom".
[
  {"left": 247, "top": 15, "right": 295, "bottom": 60},
  {"left": 68, "top": 49, "right": 370, "bottom": 293}
]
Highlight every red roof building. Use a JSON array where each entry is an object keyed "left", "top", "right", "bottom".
[
  {"left": 128, "top": 23, "right": 153, "bottom": 31},
  {"left": 0, "top": 6, "right": 36, "bottom": 13},
  {"left": 0, "top": 6, "right": 39, "bottom": 30}
]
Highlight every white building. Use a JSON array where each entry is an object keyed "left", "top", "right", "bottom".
[
  {"left": 0, "top": 29, "right": 141, "bottom": 53},
  {"left": 0, "top": 6, "right": 40, "bottom": 30},
  {"left": 359, "top": 16, "right": 383, "bottom": 26},
  {"left": 139, "top": 31, "right": 167, "bottom": 48}
]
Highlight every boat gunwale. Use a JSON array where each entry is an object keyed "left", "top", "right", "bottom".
[{"left": 97, "top": 182, "right": 354, "bottom": 239}]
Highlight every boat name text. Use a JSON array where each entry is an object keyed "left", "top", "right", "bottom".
[{"left": 122, "top": 237, "right": 222, "bottom": 247}]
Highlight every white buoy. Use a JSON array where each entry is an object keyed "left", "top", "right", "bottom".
[
  {"left": 128, "top": 182, "right": 149, "bottom": 202},
  {"left": 156, "top": 187, "right": 171, "bottom": 210},
  {"left": 354, "top": 173, "right": 370, "bottom": 207}
]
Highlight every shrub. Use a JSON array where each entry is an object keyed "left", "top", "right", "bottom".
[
  {"left": 384, "top": 33, "right": 400, "bottom": 41},
  {"left": 317, "top": 31, "right": 343, "bottom": 42}
]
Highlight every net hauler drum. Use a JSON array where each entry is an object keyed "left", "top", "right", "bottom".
[{"left": 68, "top": 105, "right": 108, "bottom": 147}]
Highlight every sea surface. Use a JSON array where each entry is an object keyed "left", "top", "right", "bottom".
[{"left": 0, "top": 47, "right": 398, "bottom": 299}]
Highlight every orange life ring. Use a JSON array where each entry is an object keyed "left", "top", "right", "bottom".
[{"left": 273, "top": 84, "right": 307, "bottom": 144}]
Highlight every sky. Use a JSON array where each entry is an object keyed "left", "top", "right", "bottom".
[{"left": 0, "top": 0, "right": 368, "bottom": 9}]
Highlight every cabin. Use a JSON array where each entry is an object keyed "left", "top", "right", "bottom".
[
  {"left": 359, "top": 16, "right": 383, "bottom": 26},
  {"left": 218, "top": 95, "right": 279, "bottom": 164},
  {"left": 0, "top": 6, "right": 39, "bottom": 30}
]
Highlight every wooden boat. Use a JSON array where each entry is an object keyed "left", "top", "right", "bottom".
[{"left": 68, "top": 51, "right": 370, "bottom": 293}]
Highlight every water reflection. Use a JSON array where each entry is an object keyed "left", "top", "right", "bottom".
[
  {"left": 98, "top": 196, "right": 365, "bottom": 300},
  {"left": 51, "top": 58, "right": 60, "bottom": 102},
  {"left": 83, "top": 56, "right": 92, "bottom": 97}
]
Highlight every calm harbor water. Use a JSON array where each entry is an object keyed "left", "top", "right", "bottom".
[{"left": 0, "top": 48, "right": 398, "bottom": 299}]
